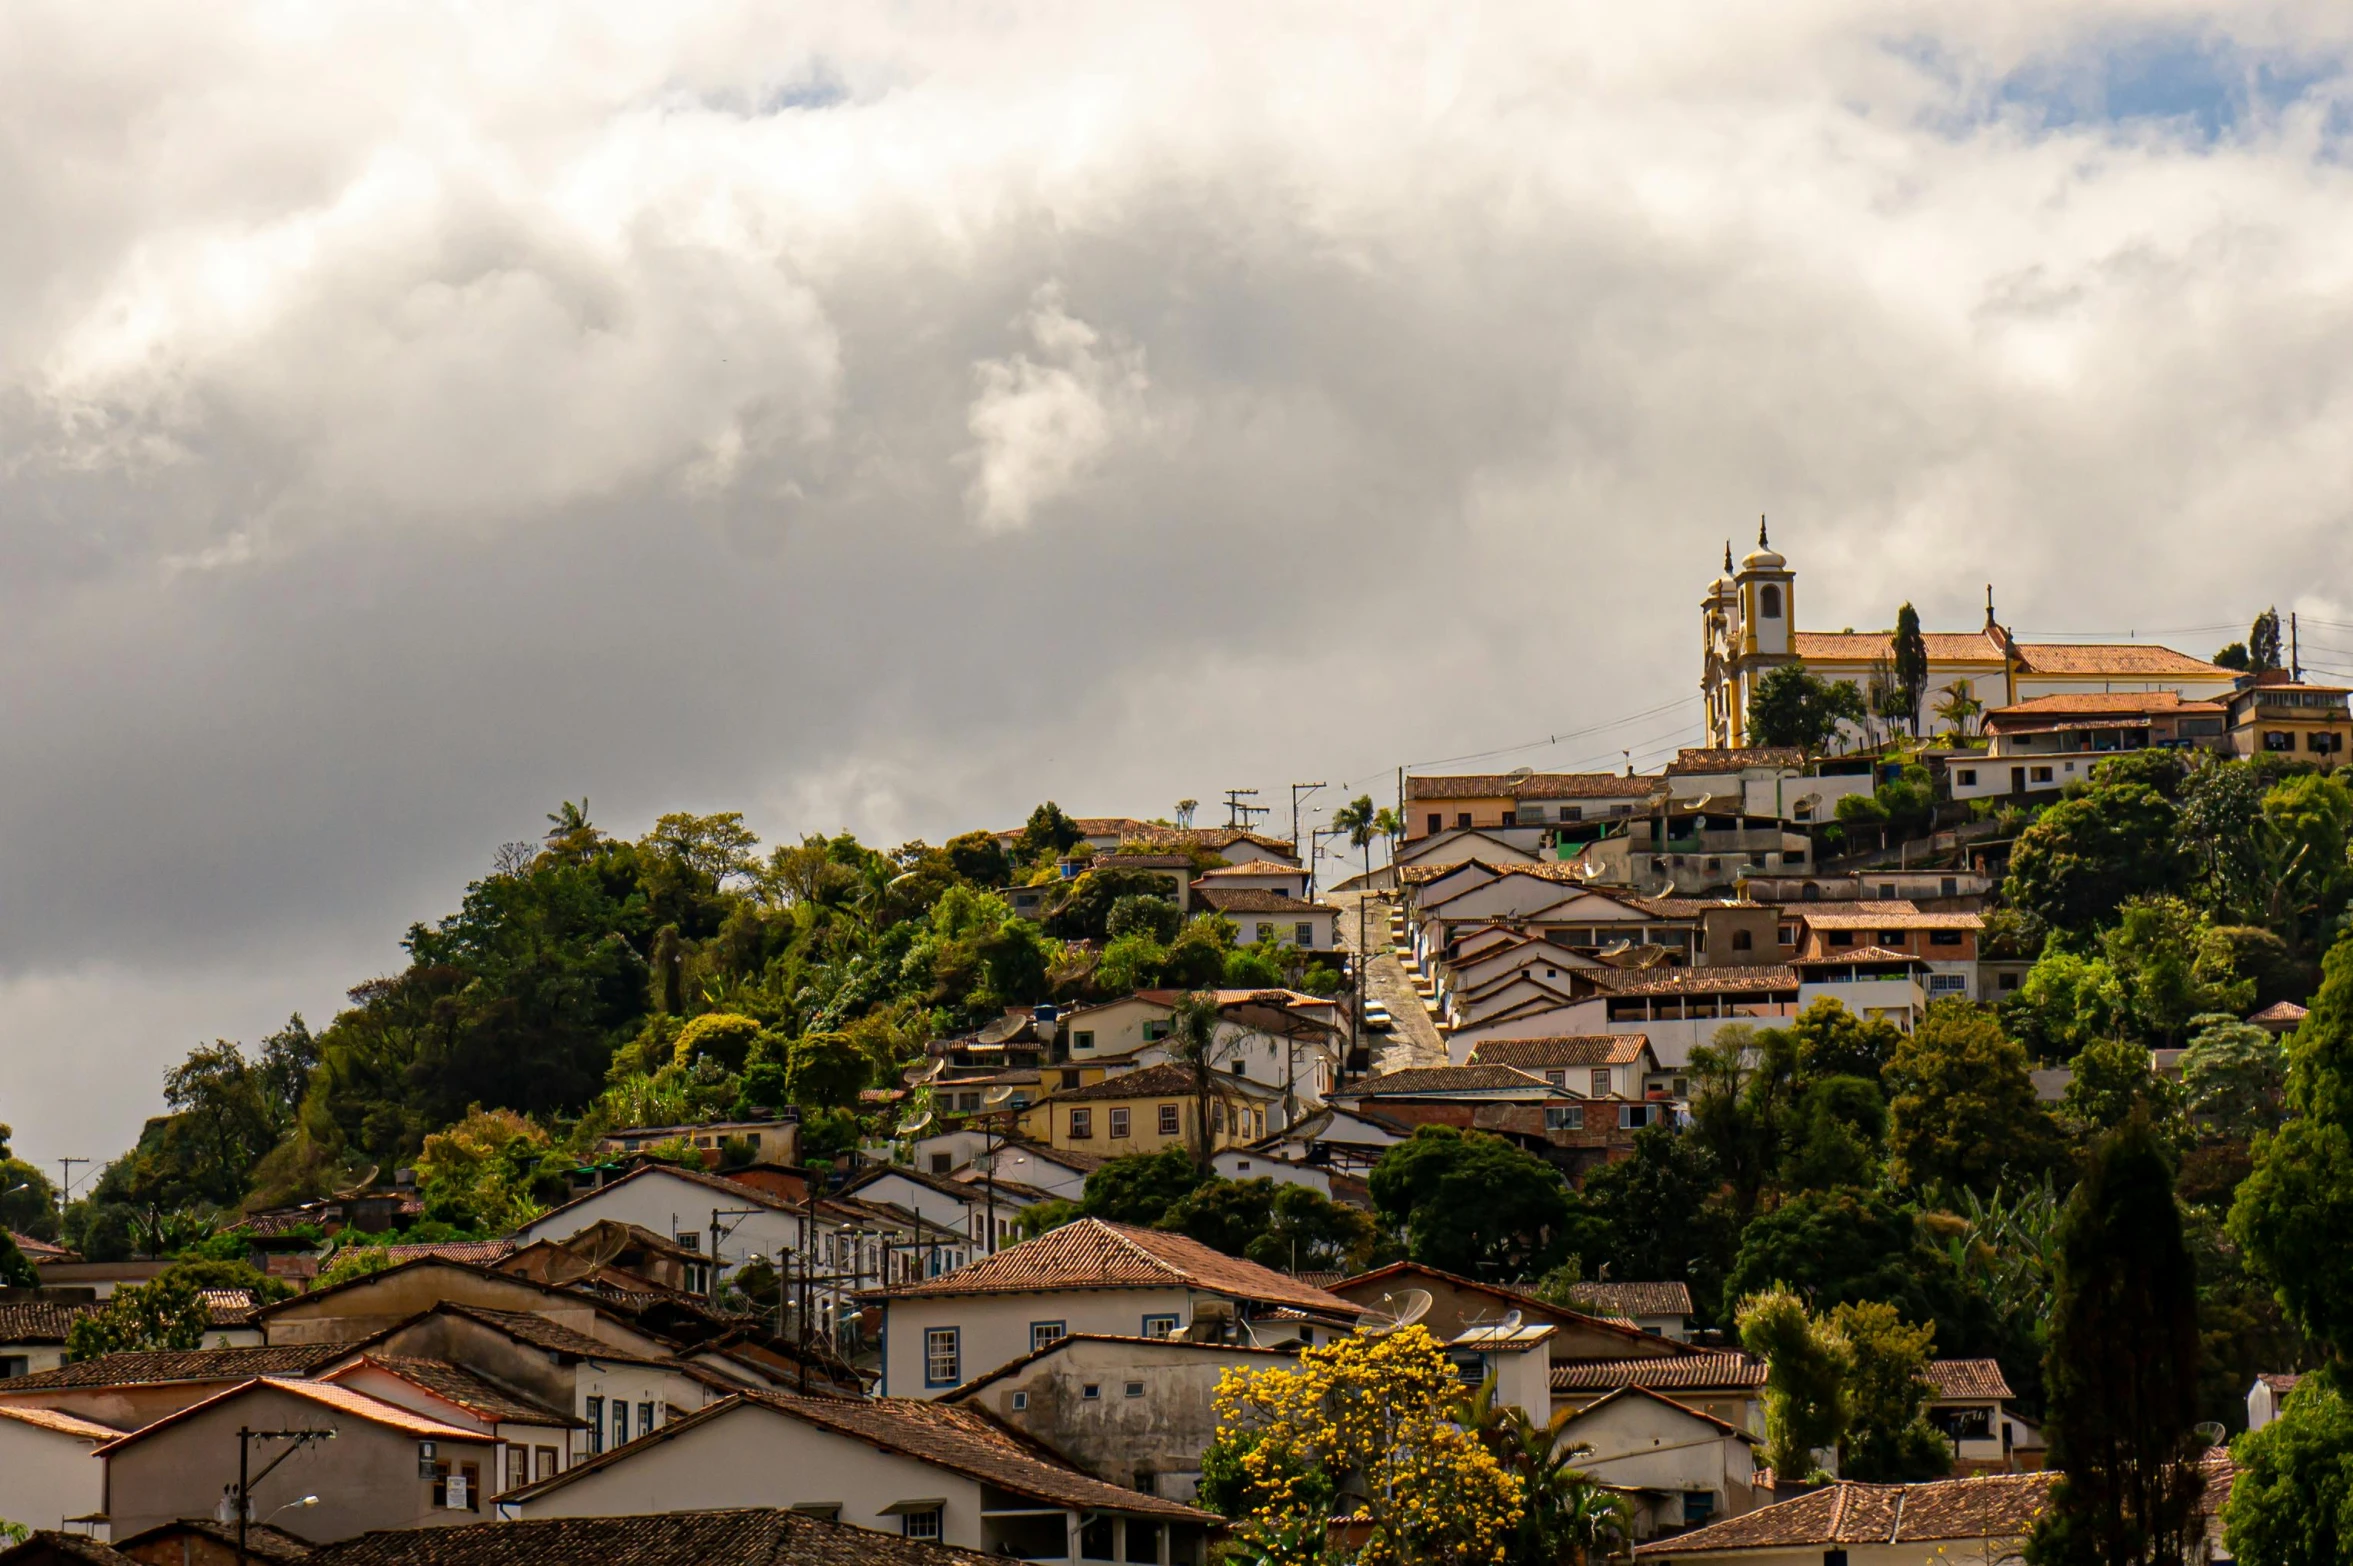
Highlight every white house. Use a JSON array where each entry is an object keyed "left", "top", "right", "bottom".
[
  {"left": 1193, "top": 860, "right": 1314, "bottom": 898},
  {"left": 1447, "top": 1322, "right": 1556, "bottom": 1421},
  {"left": 2247, "top": 1371, "right": 2302, "bottom": 1433},
  {"left": 843, "top": 1164, "right": 1047, "bottom": 1258},
  {"left": 865, "top": 1218, "right": 1360, "bottom": 1399},
  {"left": 1631, "top": 1472, "right": 2057, "bottom": 1565},
  {"left": 0, "top": 1404, "right": 113, "bottom": 1531},
  {"left": 322, "top": 1353, "right": 584, "bottom": 1499},
  {"left": 1561, "top": 1386, "right": 1760, "bottom": 1535},
  {"left": 502, "top": 1390, "right": 1218, "bottom": 1563},
  {"left": 0, "top": 1298, "right": 95, "bottom": 1380},
  {"left": 1463, "top": 1035, "right": 1659, "bottom": 1099},
  {"left": 1925, "top": 1358, "right": 2018, "bottom": 1474}
]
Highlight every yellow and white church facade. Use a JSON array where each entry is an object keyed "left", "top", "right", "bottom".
[{"left": 1700, "top": 522, "right": 2239, "bottom": 748}]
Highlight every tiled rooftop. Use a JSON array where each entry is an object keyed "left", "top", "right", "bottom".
[
  {"left": 1632, "top": 1473, "right": 2057, "bottom": 1555},
  {"left": 867, "top": 1217, "right": 1358, "bottom": 1315},
  {"left": 312, "top": 1507, "right": 1003, "bottom": 1566}
]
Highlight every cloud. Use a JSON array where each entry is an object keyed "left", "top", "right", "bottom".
[
  {"left": 7, "top": 0, "right": 2353, "bottom": 1163},
  {"left": 964, "top": 283, "right": 1153, "bottom": 532}
]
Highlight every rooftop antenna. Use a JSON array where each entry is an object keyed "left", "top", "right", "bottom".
[{"left": 1359, "top": 1288, "right": 1433, "bottom": 1337}]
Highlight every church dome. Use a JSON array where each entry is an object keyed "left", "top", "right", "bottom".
[{"left": 1740, "top": 546, "right": 1785, "bottom": 572}]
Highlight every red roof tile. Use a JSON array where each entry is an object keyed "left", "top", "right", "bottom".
[
  {"left": 1633, "top": 1473, "right": 2057, "bottom": 1555},
  {"left": 867, "top": 1217, "right": 1359, "bottom": 1314},
  {"left": 1927, "top": 1358, "right": 2015, "bottom": 1401}
]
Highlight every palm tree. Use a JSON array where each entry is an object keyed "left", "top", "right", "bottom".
[
  {"left": 1932, "top": 681, "right": 1984, "bottom": 741},
  {"left": 1165, "top": 990, "right": 1230, "bottom": 1173},
  {"left": 1332, "top": 795, "right": 1380, "bottom": 878},
  {"left": 1461, "top": 1377, "right": 1633, "bottom": 1566}
]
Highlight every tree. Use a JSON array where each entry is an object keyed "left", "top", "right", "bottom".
[
  {"left": 0, "top": 1124, "right": 59, "bottom": 1243},
  {"left": 66, "top": 1272, "right": 213, "bottom": 1359},
  {"left": 783, "top": 1032, "right": 870, "bottom": 1110},
  {"left": 1165, "top": 991, "right": 1234, "bottom": 1172},
  {"left": 0, "top": 1230, "right": 33, "bottom": 1288},
  {"left": 1332, "top": 795, "right": 1387, "bottom": 880},
  {"left": 1566, "top": 1126, "right": 1734, "bottom": 1324},
  {"left": 1782, "top": 1075, "right": 1888, "bottom": 1192},
  {"left": 670, "top": 1012, "right": 765, "bottom": 1073},
  {"left": 1737, "top": 1289, "right": 1848, "bottom": 1481},
  {"left": 942, "top": 830, "right": 1011, "bottom": 889},
  {"left": 1722, "top": 1187, "right": 1933, "bottom": 1319},
  {"left": 2062, "top": 1036, "right": 2183, "bottom": 1141},
  {"left": 1688, "top": 1023, "right": 1802, "bottom": 1222},
  {"left": 414, "top": 1108, "right": 559, "bottom": 1233},
  {"left": 1016, "top": 803, "right": 1084, "bottom": 864},
  {"left": 2214, "top": 641, "right": 2251, "bottom": 672},
  {"left": 2231, "top": 931, "right": 2353, "bottom": 1359},
  {"left": 1932, "top": 679, "right": 1986, "bottom": 740},
  {"left": 2177, "top": 764, "right": 2273, "bottom": 922},
  {"left": 1885, "top": 1002, "right": 2057, "bottom": 1193},
  {"left": 1106, "top": 893, "right": 1182, "bottom": 945},
  {"left": 1460, "top": 1379, "right": 1629, "bottom": 1566},
  {"left": 1747, "top": 664, "right": 1867, "bottom": 753},
  {"left": 2028, "top": 1115, "right": 2206, "bottom": 1566},
  {"left": 1834, "top": 1300, "right": 1953, "bottom": 1482},
  {"left": 2101, "top": 896, "right": 2255, "bottom": 1047},
  {"left": 2255, "top": 773, "right": 2353, "bottom": 949},
  {"left": 1202, "top": 1325, "right": 1523, "bottom": 1566},
  {"left": 1892, "top": 604, "right": 1929, "bottom": 737},
  {"left": 2250, "top": 608, "right": 2284, "bottom": 674},
  {"left": 1047, "top": 866, "right": 1179, "bottom": 942},
  {"left": 1790, "top": 997, "right": 1906, "bottom": 1084},
  {"left": 2224, "top": 1376, "right": 2353, "bottom": 1566},
  {"left": 1370, "top": 1127, "right": 1570, "bottom": 1279},
  {"left": 2005, "top": 782, "right": 2186, "bottom": 933},
  {"left": 2179, "top": 1015, "right": 2286, "bottom": 1143},
  {"left": 1157, "top": 1178, "right": 1377, "bottom": 1272}
]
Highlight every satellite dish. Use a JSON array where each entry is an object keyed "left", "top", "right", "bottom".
[
  {"left": 1507, "top": 766, "right": 1534, "bottom": 779},
  {"left": 542, "top": 1225, "right": 631, "bottom": 1287},
  {"left": 983, "top": 1086, "right": 1017, "bottom": 1106},
  {"left": 912, "top": 1058, "right": 946, "bottom": 1085},
  {"left": 899, "top": 1112, "right": 934, "bottom": 1138},
  {"left": 1361, "top": 1288, "right": 1433, "bottom": 1336},
  {"left": 332, "top": 1166, "right": 381, "bottom": 1199},
  {"left": 1497, "top": 1308, "right": 1522, "bottom": 1334}
]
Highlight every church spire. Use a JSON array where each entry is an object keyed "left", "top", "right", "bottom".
[
  {"left": 1985, "top": 583, "right": 1996, "bottom": 629},
  {"left": 1723, "top": 541, "right": 1733, "bottom": 573},
  {"left": 1758, "top": 514, "right": 1769, "bottom": 549}
]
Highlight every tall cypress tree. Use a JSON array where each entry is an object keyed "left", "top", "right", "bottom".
[
  {"left": 1892, "top": 603, "right": 1930, "bottom": 738},
  {"left": 2029, "top": 1114, "right": 2206, "bottom": 1566}
]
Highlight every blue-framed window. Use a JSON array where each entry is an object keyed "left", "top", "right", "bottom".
[
  {"left": 924, "top": 1327, "right": 962, "bottom": 1387},
  {"left": 1141, "top": 1314, "right": 1181, "bottom": 1339},
  {"left": 1031, "top": 1321, "right": 1067, "bottom": 1353}
]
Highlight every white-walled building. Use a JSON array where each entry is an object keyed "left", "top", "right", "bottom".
[
  {"left": 0, "top": 1404, "right": 113, "bottom": 1532},
  {"left": 1562, "top": 1386, "right": 1761, "bottom": 1535}
]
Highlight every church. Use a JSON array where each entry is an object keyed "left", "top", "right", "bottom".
[{"left": 1700, "top": 522, "right": 2238, "bottom": 748}]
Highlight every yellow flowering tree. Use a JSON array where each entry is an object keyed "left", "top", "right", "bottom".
[{"left": 1202, "top": 1326, "right": 1523, "bottom": 1566}]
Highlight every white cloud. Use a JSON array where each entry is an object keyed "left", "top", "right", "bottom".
[{"left": 962, "top": 283, "right": 1153, "bottom": 532}]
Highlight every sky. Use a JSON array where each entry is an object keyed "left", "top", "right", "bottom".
[{"left": 9, "top": 0, "right": 2353, "bottom": 1177}]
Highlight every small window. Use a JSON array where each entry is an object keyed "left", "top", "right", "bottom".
[
  {"left": 1878, "top": 932, "right": 1906, "bottom": 947},
  {"left": 1142, "top": 1314, "right": 1181, "bottom": 1338},
  {"left": 1782, "top": 848, "right": 1805, "bottom": 864},
  {"left": 1075, "top": 1030, "right": 1096, "bottom": 1051},
  {"left": 1296, "top": 922, "right": 1313, "bottom": 945},
  {"left": 1590, "top": 1068, "right": 1610, "bottom": 1096},
  {"left": 535, "top": 1446, "right": 558, "bottom": 1482},
  {"left": 1619, "top": 1104, "right": 1653, "bottom": 1129},
  {"left": 902, "top": 1509, "right": 944, "bottom": 1541},
  {"left": 1069, "top": 1108, "right": 1093, "bottom": 1140},
  {"left": 1082, "top": 1383, "right": 1102, "bottom": 1401},
  {"left": 1032, "top": 1321, "right": 1067, "bottom": 1352},
  {"left": 1930, "top": 930, "right": 1963, "bottom": 947},
  {"left": 1758, "top": 583, "right": 1782, "bottom": 617},
  {"left": 612, "top": 1401, "right": 629, "bottom": 1448},
  {"left": 1109, "top": 1107, "right": 1131, "bottom": 1138},
  {"left": 1831, "top": 931, "right": 1859, "bottom": 947},
  {"left": 930, "top": 1152, "right": 953, "bottom": 1174},
  {"left": 505, "top": 1443, "right": 529, "bottom": 1494},
  {"left": 639, "top": 1401, "right": 655, "bottom": 1438},
  {"left": 1544, "top": 1069, "right": 1566, "bottom": 1087},
  {"left": 1941, "top": 877, "right": 1958, "bottom": 897},
  {"left": 925, "top": 1328, "right": 961, "bottom": 1387},
  {"left": 1427, "top": 813, "right": 1442, "bottom": 834},
  {"left": 1499, "top": 810, "right": 1517, "bottom": 827},
  {"left": 1157, "top": 1104, "right": 1180, "bottom": 1136},
  {"left": 1010, "top": 1392, "right": 1028, "bottom": 1411},
  {"left": 1778, "top": 925, "right": 1797, "bottom": 946},
  {"left": 1731, "top": 929, "right": 1753, "bottom": 951},
  {"left": 1126, "top": 1381, "right": 1146, "bottom": 1398},
  {"left": 1544, "top": 1105, "right": 1585, "bottom": 1131},
  {"left": 1562, "top": 806, "right": 1583, "bottom": 822},
  {"left": 1457, "top": 812, "right": 1473, "bottom": 829},
  {"left": 1957, "top": 769, "right": 1977, "bottom": 786},
  {"left": 2032, "top": 766, "right": 2055, "bottom": 783},
  {"left": 1061, "top": 1068, "right": 1082, "bottom": 1088},
  {"left": 584, "top": 1397, "right": 604, "bottom": 1455},
  {"left": 674, "top": 1233, "right": 701, "bottom": 1252}
]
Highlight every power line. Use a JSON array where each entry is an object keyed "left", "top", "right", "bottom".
[{"left": 1399, "top": 695, "right": 1701, "bottom": 772}]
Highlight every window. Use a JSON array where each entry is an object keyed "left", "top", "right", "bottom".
[
  {"left": 1253, "top": 1109, "right": 1266, "bottom": 1138},
  {"left": 1060, "top": 1068, "right": 1082, "bottom": 1088},
  {"left": 1928, "top": 974, "right": 1969, "bottom": 994},
  {"left": 1930, "top": 930, "right": 1963, "bottom": 946},
  {"left": 925, "top": 1328, "right": 961, "bottom": 1387},
  {"left": 1831, "top": 930, "right": 1859, "bottom": 947},
  {"left": 1142, "top": 1021, "right": 1170, "bottom": 1042},
  {"left": 1427, "top": 813, "right": 1442, "bottom": 834},
  {"left": 1032, "top": 1321, "right": 1067, "bottom": 1352},
  {"left": 432, "top": 1460, "right": 481, "bottom": 1512},
  {"left": 1075, "top": 1030, "right": 1096, "bottom": 1050},
  {"left": 674, "top": 1233, "right": 700, "bottom": 1252},
  {"left": 1758, "top": 583, "right": 1782, "bottom": 617},
  {"left": 2031, "top": 766, "right": 2055, "bottom": 783},
  {"left": 1456, "top": 812, "right": 1473, "bottom": 829},
  {"left": 506, "top": 1444, "right": 529, "bottom": 1494},
  {"left": 612, "top": 1400, "right": 629, "bottom": 1448},
  {"left": 1672, "top": 1077, "right": 1687, "bottom": 1096},
  {"left": 2314, "top": 732, "right": 2346, "bottom": 754},
  {"left": 1544, "top": 1069, "right": 1566, "bottom": 1087},
  {"left": 639, "top": 1401, "right": 656, "bottom": 1437},
  {"left": 1068, "top": 1107, "right": 1093, "bottom": 1139},
  {"left": 1142, "top": 1314, "right": 1181, "bottom": 1338},
  {"left": 1878, "top": 884, "right": 1899, "bottom": 900},
  {"left": 1158, "top": 1104, "right": 1181, "bottom": 1136},
  {"left": 584, "top": 1397, "right": 604, "bottom": 1455},
  {"left": 1783, "top": 848, "right": 1805, "bottom": 864},
  {"left": 0, "top": 1356, "right": 25, "bottom": 1379},
  {"left": 1957, "top": 768, "right": 1977, "bottom": 786},
  {"left": 1126, "top": 1381, "right": 1146, "bottom": 1398},
  {"left": 1544, "top": 1105, "right": 1585, "bottom": 1131},
  {"left": 535, "top": 1446, "right": 558, "bottom": 1482},
  {"left": 1109, "top": 1107, "right": 1130, "bottom": 1138},
  {"left": 1082, "top": 1383, "right": 1102, "bottom": 1401},
  {"left": 1296, "top": 922, "right": 1314, "bottom": 945},
  {"left": 1499, "top": 810, "right": 1517, "bottom": 827},
  {"left": 2266, "top": 730, "right": 2296, "bottom": 752},
  {"left": 1731, "top": 928, "right": 1753, "bottom": 951},
  {"left": 1590, "top": 1068, "right": 1611, "bottom": 1096},
  {"left": 901, "top": 1509, "right": 944, "bottom": 1541},
  {"left": 1010, "top": 1392, "right": 1028, "bottom": 1411},
  {"left": 930, "top": 1152, "right": 952, "bottom": 1174},
  {"left": 1878, "top": 931, "right": 1906, "bottom": 947},
  {"left": 1778, "top": 925, "right": 1797, "bottom": 946},
  {"left": 1619, "top": 1104, "right": 1654, "bottom": 1129},
  {"left": 1562, "top": 806, "right": 1583, "bottom": 822},
  {"left": 1682, "top": 1492, "right": 1718, "bottom": 1525},
  {"left": 1253, "top": 924, "right": 1272, "bottom": 943}
]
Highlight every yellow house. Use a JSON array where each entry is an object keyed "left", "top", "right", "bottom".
[
  {"left": 2224, "top": 675, "right": 2353, "bottom": 766},
  {"left": 1012, "top": 1061, "right": 1284, "bottom": 1159}
]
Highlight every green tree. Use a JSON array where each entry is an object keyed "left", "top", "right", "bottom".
[
  {"left": 2250, "top": 608, "right": 2284, "bottom": 673},
  {"left": 1723, "top": 1187, "right": 1933, "bottom": 1318},
  {"left": 66, "top": 1272, "right": 213, "bottom": 1359},
  {"left": 2062, "top": 1036, "right": 2183, "bottom": 1142},
  {"left": 0, "top": 1124, "right": 59, "bottom": 1242},
  {"left": 2027, "top": 1116, "right": 2207, "bottom": 1566},
  {"left": 1093, "top": 932, "right": 1169, "bottom": 994},
  {"left": 1047, "top": 866, "right": 1179, "bottom": 943},
  {"left": 2224, "top": 1376, "right": 2353, "bottom": 1566},
  {"left": 1016, "top": 803, "right": 1084, "bottom": 865},
  {"left": 1165, "top": 991, "right": 1234, "bottom": 1172},
  {"left": 0, "top": 1230, "right": 34, "bottom": 1287},
  {"left": 2101, "top": 896, "right": 2256, "bottom": 1047},
  {"left": 2214, "top": 641, "right": 2251, "bottom": 672},
  {"left": 1932, "top": 679, "right": 1985, "bottom": 740},
  {"left": 942, "top": 830, "right": 1011, "bottom": 889},
  {"left": 1106, "top": 894, "right": 1182, "bottom": 945},
  {"left": 1834, "top": 1299, "right": 1954, "bottom": 1482},
  {"left": 414, "top": 1107, "right": 560, "bottom": 1233},
  {"left": 2005, "top": 782, "right": 2186, "bottom": 933},
  {"left": 1082, "top": 1147, "right": 1210, "bottom": 1225},
  {"left": 1370, "top": 1127, "right": 1570, "bottom": 1279},
  {"left": 1782, "top": 1075, "right": 1888, "bottom": 1191},
  {"left": 2180, "top": 1015, "right": 2286, "bottom": 1143},
  {"left": 2008, "top": 947, "right": 2128, "bottom": 1060},
  {"left": 1886, "top": 1002, "right": 2057, "bottom": 1193},
  {"left": 1687, "top": 1024, "right": 1802, "bottom": 1223},
  {"left": 1250, "top": 1182, "right": 1377, "bottom": 1274},
  {"left": 1565, "top": 1126, "right": 1734, "bottom": 1325},
  {"left": 1460, "top": 1378, "right": 1630, "bottom": 1566},
  {"left": 1737, "top": 1288, "right": 1848, "bottom": 1481},
  {"left": 2255, "top": 773, "right": 2353, "bottom": 948},
  {"left": 2177, "top": 764, "right": 2273, "bottom": 921},
  {"left": 1746, "top": 664, "right": 1867, "bottom": 753},
  {"left": 670, "top": 1012, "right": 765, "bottom": 1073},
  {"left": 1892, "top": 603, "right": 1930, "bottom": 737},
  {"left": 1789, "top": 997, "right": 1906, "bottom": 1084},
  {"left": 784, "top": 1032, "right": 871, "bottom": 1110}
]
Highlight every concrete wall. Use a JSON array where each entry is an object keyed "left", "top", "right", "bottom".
[
  {"left": 1564, "top": 1395, "right": 1758, "bottom": 1526},
  {"left": 103, "top": 1384, "right": 497, "bottom": 1543},
  {"left": 882, "top": 1289, "right": 1195, "bottom": 1399},
  {"left": 0, "top": 1417, "right": 108, "bottom": 1531},
  {"left": 0, "top": 1380, "right": 237, "bottom": 1433}
]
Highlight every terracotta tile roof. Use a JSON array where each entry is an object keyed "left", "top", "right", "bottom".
[
  {"left": 312, "top": 1507, "right": 1002, "bottom": 1566},
  {"left": 328, "top": 1354, "right": 578, "bottom": 1426},
  {"left": 1799, "top": 909, "right": 1982, "bottom": 930},
  {"left": 1793, "top": 947, "right": 1927, "bottom": 966},
  {"left": 1191, "top": 887, "right": 1332, "bottom": 915},
  {"left": 1928, "top": 1358, "right": 2016, "bottom": 1401},
  {"left": 1196, "top": 860, "right": 1310, "bottom": 880},
  {"left": 1122, "top": 827, "right": 1296, "bottom": 856},
  {"left": 1987, "top": 690, "right": 2218, "bottom": 718},
  {"left": 1347, "top": 1066, "right": 1562, "bottom": 1096},
  {"left": 96, "top": 1375, "right": 495, "bottom": 1454},
  {"left": 7, "top": 1231, "right": 75, "bottom": 1261},
  {"left": 1564, "top": 1384, "right": 1756, "bottom": 1440},
  {"left": 1039, "top": 1062, "right": 1272, "bottom": 1104},
  {"left": 1467, "top": 1036, "right": 1650, "bottom": 1068},
  {"left": 367, "top": 1239, "right": 518, "bottom": 1266},
  {"left": 438, "top": 1305, "right": 670, "bottom": 1366},
  {"left": 1565, "top": 1281, "right": 1694, "bottom": 1318},
  {"left": 868, "top": 1217, "right": 1360, "bottom": 1315},
  {"left": 0, "top": 1403, "right": 120, "bottom": 1439},
  {"left": 2250, "top": 1001, "right": 2310, "bottom": 1023},
  {"left": 1094, "top": 853, "right": 1196, "bottom": 869},
  {"left": 114, "top": 1520, "right": 315, "bottom": 1563},
  {"left": 1407, "top": 773, "right": 1659, "bottom": 801},
  {"left": 2257, "top": 1371, "right": 2304, "bottom": 1394},
  {"left": 1665, "top": 747, "right": 1809, "bottom": 774},
  {"left": 1792, "top": 630, "right": 2007, "bottom": 662},
  {"left": 0, "top": 1534, "right": 140, "bottom": 1564},
  {"left": 1585, "top": 964, "right": 1799, "bottom": 996},
  {"left": 2013, "top": 643, "right": 2231, "bottom": 677},
  {"left": 0, "top": 1343, "right": 342, "bottom": 1392},
  {"left": 1550, "top": 1351, "right": 1767, "bottom": 1392},
  {"left": 0, "top": 1298, "right": 101, "bottom": 1344},
  {"left": 1633, "top": 1473, "right": 2058, "bottom": 1556}
]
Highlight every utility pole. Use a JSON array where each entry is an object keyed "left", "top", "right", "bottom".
[
  {"left": 1290, "top": 782, "right": 1326, "bottom": 866},
  {"left": 2292, "top": 612, "right": 2302, "bottom": 682},
  {"left": 234, "top": 1425, "right": 334, "bottom": 1566},
  {"left": 1223, "top": 788, "right": 1268, "bottom": 829},
  {"left": 56, "top": 1157, "right": 88, "bottom": 1225}
]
